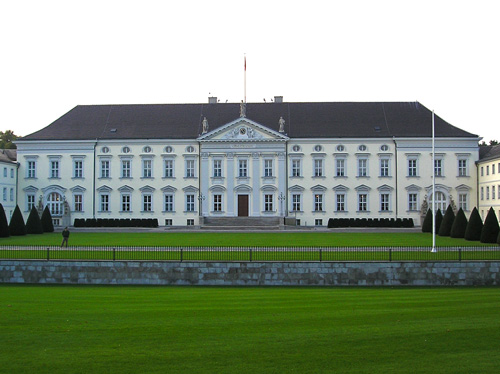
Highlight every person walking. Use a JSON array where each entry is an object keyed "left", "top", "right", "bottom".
[{"left": 61, "top": 227, "right": 70, "bottom": 247}]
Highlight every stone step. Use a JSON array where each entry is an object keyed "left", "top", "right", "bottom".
[{"left": 202, "top": 217, "right": 281, "bottom": 227}]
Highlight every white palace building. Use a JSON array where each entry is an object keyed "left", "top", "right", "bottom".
[{"left": 15, "top": 98, "right": 480, "bottom": 227}]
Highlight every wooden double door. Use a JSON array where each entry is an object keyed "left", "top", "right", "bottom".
[{"left": 237, "top": 195, "right": 249, "bottom": 217}]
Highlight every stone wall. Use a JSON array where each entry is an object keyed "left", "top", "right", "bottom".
[{"left": 1, "top": 261, "right": 499, "bottom": 286}]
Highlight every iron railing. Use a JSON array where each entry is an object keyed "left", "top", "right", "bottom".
[{"left": 1, "top": 245, "right": 499, "bottom": 262}]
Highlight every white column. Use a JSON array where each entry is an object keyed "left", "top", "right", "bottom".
[
  {"left": 252, "top": 152, "right": 260, "bottom": 216},
  {"left": 226, "top": 153, "right": 235, "bottom": 216},
  {"left": 200, "top": 153, "right": 209, "bottom": 216},
  {"left": 278, "top": 151, "right": 286, "bottom": 215}
]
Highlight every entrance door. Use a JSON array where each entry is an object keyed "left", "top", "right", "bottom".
[{"left": 238, "top": 195, "right": 249, "bottom": 217}]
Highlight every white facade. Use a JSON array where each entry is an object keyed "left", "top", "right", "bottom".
[
  {"left": 15, "top": 116, "right": 480, "bottom": 227},
  {"left": 0, "top": 150, "right": 18, "bottom": 220},
  {"left": 478, "top": 149, "right": 500, "bottom": 221}
]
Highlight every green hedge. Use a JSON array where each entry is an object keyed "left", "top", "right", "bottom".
[
  {"left": 74, "top": 218, "right": 159, "bottom": 228},
  {"left": 327, "top": 217, "right": 414, "bottom": 228}
]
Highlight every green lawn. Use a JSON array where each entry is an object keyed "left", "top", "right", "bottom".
[
  {"left": 0, "top": 231, "right": 497, "bottom": 247},
  {"left": 1, "top": 286, "right": 499, "bottom": 374}
]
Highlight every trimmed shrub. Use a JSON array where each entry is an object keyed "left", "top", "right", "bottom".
[
  {"left": 422, "top": 209, "right": 432, "bottom": 233},
  {"left": 480, "top": 207, "right": 500, "bottom": 244},
  {"left": 497, "top": 230, "right": 500, "bottom": 246},
  {"left": 464, "top": 208, "right": 483, "bottom": 241},
  {"left": 41, "top": 206, "right": 54, "bottom": 233},
  {"left": 0, "top": 203, "right": 10, "bottom": 237},
  {"left": 26, "top": 206, "right": 44, "bottom": 234},
  {"left": 450, "top": 208, "right": 468, "bottom": 238},
  {"left": 438, "top": 205, "right": 455, "bottom": 237},
  {"left": 434, "top": 209, "right": 443, "bottom": 234},
  {"left": 9, "top": 205, "right": 26, "bottom": 236}
]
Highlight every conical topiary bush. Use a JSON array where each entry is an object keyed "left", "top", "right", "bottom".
[
  {"left": 438, "top": 205, "right": 455, "bottom": 237},
  {"left": 41, "top": 206, "right": 54, "bottom": 233},
  {"left": 0, "top": 203, "right": 10, "bottom": 238},
  {"left": 434, "top": 209, "right": 443, "bottom": 234},
  {"left": 9, "top": 205, "right": 27, "bottom": 236},
  {"left": 464, "top": 207, "right": 483, "bottom": 241},
  {"left": 422, "top": 208, "right": 432, "bottom": 233},
  {"left": 26, "top": 206, "right": 44, "bottom": 234},
  {"left": 480, "top": 207, "right": 499, "bottom": 244},
  {"left": 450, "top": 208, "right": 468, "bottom": 238}
]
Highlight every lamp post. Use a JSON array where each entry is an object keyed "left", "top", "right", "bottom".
[{"left": 278, "top": 192, "right": 286, "bottom": 217}]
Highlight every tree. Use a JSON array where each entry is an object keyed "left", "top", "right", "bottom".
[
  {"left": 497, "top": 230, "right": 500, "bottom": 246},
  {"left": 434, "top": 209, "right": 443, "bottom": 234},
  {"left": 8, "top": 205, "right": 26, "bottom": 236},
  {"left": 480, "top": 208, "right": 500, "bottom": 244},
  {"left": 0, "top": 130, "right": 19, "bottom": 149},
  {"left": 438, "top": 205, "right": 455, "bottom": 237},
  {"left": 464, "top": 208, "right": 483, "bottom": 241},
  {"left": 450, "top": 208, "right": 468, "bottom": 238},
  {"left": 26, "top": 206, "right": 44, "bottom": 234},
  {"left": 479, "top": 140, "right": 499, "bottom": 146},
  {"left": 421, "top": 208, "right": 432, "bottom": 233},
  {"left": 0, "top": 203, "right": 9, "bottom": 237},
  {"left": 41, "top": 206, "right": 54, "bottom": 232}
]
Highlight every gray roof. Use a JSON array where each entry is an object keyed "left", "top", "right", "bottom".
[
  {"left": 20, "top": 101, "right": 477, "bottom": 141},
  {"left": 0, "top": 149, "right": 17, "bottom": 163},
  {"left": 479, "top": 144, "right": 500, "bottom": 162}
]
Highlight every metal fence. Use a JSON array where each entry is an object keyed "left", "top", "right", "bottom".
[{"left": 1, "top": 245, "right": 499, "bottom": 262}]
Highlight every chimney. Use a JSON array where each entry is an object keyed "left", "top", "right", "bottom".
[
  {"left": 208, "top": 96, "right": 217, "bottom": 104},
  {"left": 274, "top": 96, "right": 283, "bottom": 103}
]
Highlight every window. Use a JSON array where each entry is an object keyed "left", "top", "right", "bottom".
[
  {"left": 186, "top": 146, "right": 195, "bottom": 153},
  {"left": 292, "top": 194, "right": 301, "bottom": 211},
  {"left": 408, "top": 193, "right": 418, "bottom": 211},
  {"left": 315, "top": 219, "right": 323, "bottom": 226},
  {"left": 380, "top": 145, "right": 389, "bottom": 151},
  {"left": 431, "top": 191, "right": 447, "bottom": 212},
  {"left": 121, "top": 160, "right": 131, "bottom": 178},
  {"left": 434, "top": 159, "right": 442, "bottom": 177},
  {"left": 264, "top": 159, "right": 273, "bottom": 177},
  {"left": 213, "top": 194, "right": 222, "bottom": 212},
  {"left": 185, "top": 160, "right": 195, "bottom": 178},
  {"left": 486, "top": 186, "right": 490, "bottom": 200},
  {"left": 74, "top": 160, "right": 83, "bottom": 178},
  {"left": 100, "top": 160, "right": 110, "bottom": 178},
  {"left": 164, "top": 159, "right": 174, "bottom": 178},
  {"left": 122, "top": 146, "right": 130, "bottom": 154},
  {"left": 481, "top": 187, "right": 484, "bottom": 200},
  {"left": 48, "top": 192, "right": 63, "bottom": 215},
  {"left": 314, "top": 159, "right": 323, "bottom": 177},
  {"left": 239, "top": 159, "right": 247, "bottom": 177},
  {"left": 187, "top": 219, "right": 195, "bottom": 226},
  {"left": 493, "top": 185, "right": 496, "bottom": 200},
  {"left": 292, "top": 159, "right": 301, "bottom": 177},
  {"left": 27, "top": 194, "right": 35, "bottom": 211},
  {"left": 213, "top": 160, "right": 222, "bottom": 178},
  {"left": 292, "top": 145, "right": 301, "bottom": 152},
  {"left": 336, "top": 145, "right": 345, "bottom": 152},
  {"left": 27, "top": 161, "right": 36, "bottom": 178},
  {"left": 264, "top": 194, "right": 274, "bottom": 212},
  {"left": 336, "top": 159, "right": 345, "bottom": 177},
  {"left": 314, "top": 145, "right": 322, "bottom": 152},
  {"left": 10, "top": 188, "right": 14, "bottom": 202},
  {"left": 481, "top": 167, "right": 484, "bottom": 176},
  {"left": 380, "top": 193, "right": 390, "bottom": 211},
  {"left": 493, "top": 164, "right": 496, "bottom": 174},
  {"left": 101, "top": 147, "right": 110, "bottom": 153},
  {"left": 143, "top": 194, "right": 152, "bottom": 212},
  {"left": 2, "top": 188, "right": 6, "bottom": 201},
  {"left": 380, "top": 159, "right": 389, "bottom": 177},
  {"left": 336, "top": 193, "right": 345, "bottom": 212},
  {"left": 358, "top": 159, "right": 367, "bottom": 177},
  {"left": 3, "top": 168, "right": 6, "bottom": 177},
  {"left": 458, "top": 159, "right": 467, "bottom": 177},
  {"left": 408, "top": 159, "right": 417, "bottom": 177},
  {"left": 486, "top": 165, "right": 490, "bottom": 175},
  {"left": 358, "top": 194, "right": 367, "bottom": 211},
  {"left": 10, "top": 168, "right": 14, "bottom": 178},
  {"left": 458, "top": 193, "right": 468, "bottom": 211},
  {"left": 186, "top": 194, "right": 195, "bottom": 212},
  {"left": 121, "top": 194, "right": 131, "bottom": 212},
  {"left": 74, "top": 194, "right": 83, "bottom": 212},
  {"left": 143, "top": 146, "right": 152, "bottom": 153},
  {"left": 50, "top": 160, "right": 60, "bottom": 178},
  {"left": 100, "top": 194, "right": 110, "bottom": 212},
  {"left": 358, "top": 145, "right": 367, "bottom": 151},
  {"left": 164, "top": 194, "right": 174, "bottom": 212},
  {"left": 142, "top": 159, "right": 152, "bottom": 178},
  {"left": 165, "top": 146, "right": 173, "bottom": 153},
  {"left": 165, "top": 219, "right": 173, "bottom": 226},
  {"left": 314, "top": 194, "right": 323, "bottom": 212}
]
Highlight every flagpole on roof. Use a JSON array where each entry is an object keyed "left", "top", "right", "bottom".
[
  {"left": 431, "top": 110, "right": 437, "bottom": 253},
  {"left": 244, "top": 54, "right": 247, "bottom": 104}
]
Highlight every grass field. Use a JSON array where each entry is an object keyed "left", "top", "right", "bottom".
[
  {"left": 0, "top": 231, "right": 497, "bottom": 247},
  {"left": 1, "top": 286, "right": 499, "bottom": 374}
]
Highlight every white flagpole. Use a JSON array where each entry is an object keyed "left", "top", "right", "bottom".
[
  {"left": 431, "top": 110, "right": 437, "bottom": 253},
  {"left": 244, "top": 54, "right": 247, "bottom": 104}
]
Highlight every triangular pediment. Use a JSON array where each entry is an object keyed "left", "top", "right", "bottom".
[{"left": 198, "top": 118, "right": 288, "bottom": 142}]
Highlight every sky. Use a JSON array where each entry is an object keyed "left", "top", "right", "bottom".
[{"left": 1, "top": 0, "right": 499, "bottom": 142}]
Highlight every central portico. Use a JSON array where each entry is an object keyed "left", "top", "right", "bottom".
[{"left": 198, "top": 117, "right": 288, "bottom": 218}]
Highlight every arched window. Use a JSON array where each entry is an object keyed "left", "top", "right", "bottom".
[
  {"left": 48, "top": 192, "right": 63, "bottom": 215},
  {"left": 431, "top": 191, "right": 447, "bottom": 213}
]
